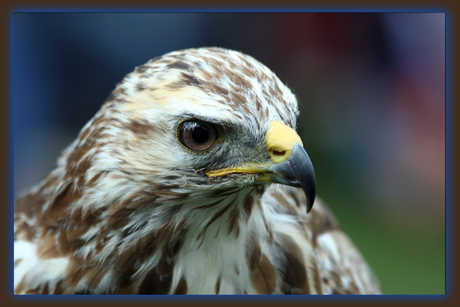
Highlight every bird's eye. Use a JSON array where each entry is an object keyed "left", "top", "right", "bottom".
[{"left": 177, "top": 120, "right": 218, "bottom": 152}]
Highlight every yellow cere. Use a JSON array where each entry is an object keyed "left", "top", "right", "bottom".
[
  {"left": 265, "top": 121, "right": 303, "bottom": 163},
  {"left": 206, "top": 121, "right": 303, "bottom": 178}
]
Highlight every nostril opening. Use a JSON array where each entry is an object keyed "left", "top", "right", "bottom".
[{"left": 273, "top": 150, "right": 286, "bottom": 157}]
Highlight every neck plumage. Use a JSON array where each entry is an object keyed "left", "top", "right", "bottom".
[{"left": 92, "top": 184, "right": 273, "bottom": 294}]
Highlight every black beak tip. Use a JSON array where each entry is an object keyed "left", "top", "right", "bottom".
[
  {"left": 306, "top": 188, "right": 316, "bottom": 213},
  {"left": 301, "top": 172, "right": 316, "bottom": 214}
]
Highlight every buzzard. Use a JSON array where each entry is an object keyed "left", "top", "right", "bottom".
[{"left": 14, "top": 47, "right": 381, "bottom": 295}]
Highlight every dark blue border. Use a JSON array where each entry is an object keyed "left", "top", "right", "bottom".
[
  {"left": 9, "top": 294, "right": 448, "bottom": 301},
  {"left": 445, "top": 10, "right": 451, "bottom": 297},
  {"left": 9, "top": 10, "right": 15, "bottom": 298},
  {"left": 10, "top": 7, "right": 448, "bottom": 13},
  {"left": 9, "top": 9, "right": 449, "bottom": 299}
]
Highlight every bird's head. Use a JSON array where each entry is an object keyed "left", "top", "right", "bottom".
[{"left": 74, "top": 47, "right": 316, "bottom": 212}]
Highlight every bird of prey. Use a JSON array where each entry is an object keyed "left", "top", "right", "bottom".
[{"left": 14, "top": 47, "right": 381, "bottom": 295}]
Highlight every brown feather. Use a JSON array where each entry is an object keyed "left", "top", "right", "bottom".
[
  {"left": 278, "top": 233, "right": 309, "bottom": 294},
  {"left": 174, "top": 276, "right": 188, "bottom": 294},
  {"left": 247, "top": 243, "right": 277, "bottom": 294}
]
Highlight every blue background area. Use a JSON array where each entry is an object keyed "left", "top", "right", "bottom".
[{"left": 12, "top": 12, "right": 446, "bottom": 294}]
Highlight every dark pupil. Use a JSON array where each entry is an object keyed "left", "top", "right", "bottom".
[{"left": 192, "top": 125, "right": 209, "bottom": 143}]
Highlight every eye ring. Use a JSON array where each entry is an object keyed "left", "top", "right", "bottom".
[{"left": 177, "top": 120, "right": 218, "bottom": 152}]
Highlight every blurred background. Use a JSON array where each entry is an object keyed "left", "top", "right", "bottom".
[{"left": 12, "top": 12, "right": 445, "bottom": 294}]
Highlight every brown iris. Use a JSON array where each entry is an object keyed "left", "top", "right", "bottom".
[{"left": 178, "top": 120, "right": 217, "bottom": 152}]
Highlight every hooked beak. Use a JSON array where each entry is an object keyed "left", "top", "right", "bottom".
[
  {"left": 266, "top": 142, "right": 316, "bottom": 213},
  {"left": 206, "top": 121, "right": 316, "bottom": 213}
]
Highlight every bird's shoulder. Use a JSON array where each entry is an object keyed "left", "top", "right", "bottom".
[{"left": 262, "top": 185, "right": 381, "bottom": 294}]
